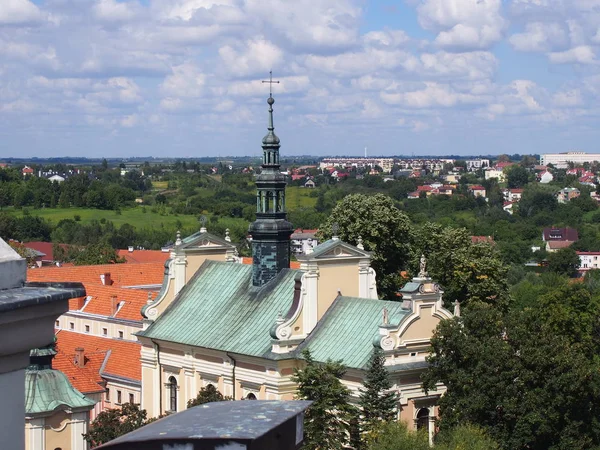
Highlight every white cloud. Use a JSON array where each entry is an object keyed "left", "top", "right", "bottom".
[
  {"left": 417, "top": 0, "right": 506, "bottom": 49},
  {"left": 509, "top": 22, "right": 567, "bottom": 52},
  {"left": 218, "top": 38, "right": 283, "bottom": 77},
  {"left": 161, "top": 63, "right": 206, "bottom": 98},
  {"left": 553, "top": 89, "right": 583, "bottom": 106},
  {"left": 363, "top": 29, "right": 410, "bottom": 48},
  {"left": 0, "top": 0, "right": 43, "bottom": 25},
  {"left": 93, "top": 0, "right": 138, "bottom": 22},
  {"left": 548, "top": 45, "right": 596, "bottom": 64}
]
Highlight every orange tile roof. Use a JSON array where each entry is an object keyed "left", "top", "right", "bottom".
[
  {"left": 53, "top": 336, "right": 106, "bottom": 394},
  {"left": 117, "top": 249, "right": 170, "bottom": 264},
  {"left": 27, "top": 262, "right": 165, "bottom": 287},
  {"left": 80, "top": 284, "right": 155, "bottom": 321},
  {"left": 241, "top": 257, "right": 301, "bottom": 270},
  {"left": 55, "top": 330, "right": 141, "bottom": 382}
]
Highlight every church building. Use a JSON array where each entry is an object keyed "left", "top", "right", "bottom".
[{"left": 137, "top": 90, "right": 455, "bottom": 441}]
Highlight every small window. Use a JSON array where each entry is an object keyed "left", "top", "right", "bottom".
[
  {"left": 246, "top": 393, "right": 257, "bottom": 400},
  {"left": 410, "top": 352, "right": 417, "bottom": 357},
  {"left": 416, "top": 408, "right": 430, "bottom": 432},
  {"left": 118, "top": 331, "right": 124, "bottom": 339},
  {"left": 129, "top": 393, "right": 134, "bottom": 404},
  {"left": 117, "top": 390, "right": 122, "bottom": 404},
  {"left": 55, "top": 320, "right": 60, "bottom": 328},
  {"left": 168, "top": 376, "right": 178, "bottom": 412},
  {"left": 102, "top": 328, "right": 108, "bottom": 337},
  {"left": 85, "top": 325, "right": 90, "bottom": 333},
  {"left": 69, "top": 322, "right": 74, "bottom": 330},
  {"left": 105, "top": 389, "right": 110, "bottom": 402}
]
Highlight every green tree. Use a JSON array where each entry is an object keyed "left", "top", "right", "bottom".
[
  {"left": 318, "top": 194, "right": 411, "bottom": 299},
  {"left": 547, "top": 247, "right": 580, "bottom": 277},
  {"left": 292, "top": 349, "right": 355, "bottom": 450},
  {"left": 187, "top": 384, "right": 232, "bottom": 408},
  {"left": 505, "top": 165, "right": 530, "bottom": 188},
  {"left": 435, "top": 424, "right": 500, "bottom": 450},
  {"left": 84, "top": 402, "right": 149, "bottom": 447},
  {"left": 359, "top": 347, "right": 397, "bottom": 439},
  {"left": 73, "top": 243, "right": 125, "bottom": 265},
  {"left": 422, "top": 283, "right": 600, "bottom": 449},
  {"left": 367, "top": 421, "right": 430, "bottom": 450},
  {"left": 409, "top": 223, "right": 509, "bottom": 309}
]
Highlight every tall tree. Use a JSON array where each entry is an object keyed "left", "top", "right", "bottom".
[
  {"left": 547, "top": 247, "right": 580, "bottom": 277},
  {"left": 292, "top": 349, "right": 355, "bottom": 450},
  {"left": 318, "top": 193, "right": 411, "bottom": 299},
  {"left": 84, "top": 402, "right": 149, "bottom": 447},
  {"left": 422, "top": 282, "right": 600, "bottom": 449},
  {"left": 359, "top": 347, "right": 397, "bottom": 438}
]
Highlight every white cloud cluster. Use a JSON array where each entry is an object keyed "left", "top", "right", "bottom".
[{"left": 0, "top": 0, "right": 599, "bottom": 157}]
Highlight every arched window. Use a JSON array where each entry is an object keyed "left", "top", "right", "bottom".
[
  {"left": 246, "top": 393, "right": 257, "bottom": 400},
  {"left": 416, "top": 408, "right": 429, "bottom": 432},
  {"left": 168, "top": 376, "right": 178, "bottom": 412}
]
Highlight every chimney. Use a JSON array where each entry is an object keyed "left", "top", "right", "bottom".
[
  {"left": 101, "top": 272, "right": 112, "bottom": 286},
  {"left": 111, "top": 295, "right": 119, "bottom": 316},
  {"left": 73, "top": 296, "right": 86, "bottom": 310},
  {"left": 128, "top": 246, "right": 134, "bottom": 252},
  {"left": 74, "top": 347, "right": 85, "bottom": 368}
]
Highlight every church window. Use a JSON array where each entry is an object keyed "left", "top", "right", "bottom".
[
  {"left": 416, "top": 408, "right": 430, "bottom": 432},
  {"left": 168, "top": 376, "right": 178, "bottom": 412},
  {"left": 246, "top": 393, "right": 257, "bottom": 400}
]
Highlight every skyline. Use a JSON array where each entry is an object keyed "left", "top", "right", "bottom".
[{"left": 0, "top": 1, "right": 599, "bottom": 158}]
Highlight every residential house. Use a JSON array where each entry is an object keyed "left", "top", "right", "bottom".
[
  {"left": 468, "top": 185, "right": 486, "bottom": 198},
  {"left": 503, "top": 201, "right": 515, "bottom": 215},
  {"left": 542, "top": 227, "right": 579, "bottom": 252},
  {"left": 577, "top": 251, "right": 600, "bottom": 273},
  {"left": 503, "top": 188, "right": 524, "bottom": 202},
  {"left": 304, "top": 179, "right": 316, "bottom": 188},
  {"left": 556, "top": 188, "right": 581, "bottom": 204},
  {"left": 466, "top": 159, "right": 490, "bottom": 171},
  {"left": 484, "top": 167, "right": 506, "bottom": 182},
  {"left": 22, "top": 166, "right": 34, "bottom": 177},
  {"left": 291, "top": 229, "right": 319, "bottom": 256},
  {"left": 538, "top": 170, "right": 554, "bottom": 183}
]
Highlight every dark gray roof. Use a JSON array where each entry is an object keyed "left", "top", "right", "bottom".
[
  {"left": 97, "top": 400, "right": 311, "bottom": 448},
  {"left": 0, "top": 282, "right": 86, "bottom": 313}
]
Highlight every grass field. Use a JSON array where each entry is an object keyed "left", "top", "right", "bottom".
[
  {"left": 152, "top": 181, "right": 169, "bottom": 190},
  {"left": 286, "top": 186, "right": 317, "bottom": 210},
  {"left": 5, "top": 207, "right": 201, "bottom": 229}
]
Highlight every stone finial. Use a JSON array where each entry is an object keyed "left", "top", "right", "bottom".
[
  {"left": 175, "top": 231, "right": 182, "bottom": 247},
  {"left": 332, "top": 222, "right": 340, "bottom": 241},
  {"left": 357, "top": 236, "right": 364, "bottom": 250},
  {"left": 454, "top": 300, "right": 461, "bottom": 317},
  {"left": 199, "top": 215, "right": 208, "bottom": 233},
  {"left": 382, "top": 307, "right": 389, "bottom": 325},
  {"left": 418, "top": 254, "right": 428, "bottom": 278},
  {"left": 225, "top": 228, "right": 231, "bottom": 242}
]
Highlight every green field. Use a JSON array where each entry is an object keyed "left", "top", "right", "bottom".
[
  {"left": 5, "top": 207, "right": 201, "bottom": 229},
  {"left": 286, "top": 186, "right": 317, "bottom": 210}
]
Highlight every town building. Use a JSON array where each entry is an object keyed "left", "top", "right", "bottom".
[
  {"left": 291, "top": 229, "right": 318, "bottom": 256},
  {"left": 468, "top": 185, "right": 486, "bottom": 198},
  {"left": 465, "top": 159, "right": 490, "bottom": 171},
  {"left": 540, "top": 152, "right": 600, "bottom": 169},
  {"left": 137, "top": 92, "right": 455, "bottom": 443},
  {"left": 484, "top": 167, "right": 506, "bottom": 182},
  {"left": 503, "top": 188, "right": 524, "bottom": 202},
  {"left": 542, "top": 227, "right": 579, "bottom": 252},
  {"left": 0, "top": 237, "right": 87, "bottom": 450},
  {"left": 577, "top": 251, "right": 600, "bottom": 273},
  {"left": 556, "top": 188, "right": 581, "bottom": 204},
  {"left": 320, "top": 157, "right": 395, "bottom": 173},
  {"left": 538, "top": 170, "right": 554, "bottom": 184}
]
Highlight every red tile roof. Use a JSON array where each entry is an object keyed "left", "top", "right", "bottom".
[
  {"left": 471, "top": 236, "right": 495, "bottom": 244},
  {"left": 23, "top": 241, "right": 72, "bottom": 262},
  {"left": 116, "top": 249, "right": 170, "bottom": 264},
  {"left": 80, "top": 284, "right": 155, "bottom": 321},
  {"left": 55, "top": 330, "right": 141, "bottom": 383},
  {"left": 27, "top": 262, "right": 165, "bottom": 287},
  {"left": 543, "top": 227, "right": 579, "bottom": 242}
]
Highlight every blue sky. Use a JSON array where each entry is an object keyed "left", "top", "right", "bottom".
[{"left": 1, "top": 0, "right": 600, "bottom": 158}]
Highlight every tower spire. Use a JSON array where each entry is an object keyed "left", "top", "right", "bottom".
[{"left": 248, "top": 72, "right": 293, "bottom": 287}]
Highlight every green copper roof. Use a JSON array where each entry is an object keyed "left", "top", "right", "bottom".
[
  {"left": 298, "top": 296, "right": 408, "bottom": 370},
  {"left": 25, "top": 368, "right": 95, "bottom": 415},
  {"left": 139, "top": 260, "right": 298, "bottom": 358}
]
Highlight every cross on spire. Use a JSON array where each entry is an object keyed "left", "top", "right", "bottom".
[{"left": 262, "top": 70, "right": 279, "bottom": 98}]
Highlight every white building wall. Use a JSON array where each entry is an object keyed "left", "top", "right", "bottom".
[
  {"left": 1, "top": 369, "right": 26, "bottom": 450},
  {"left": 541, "top": 152, "right": 600, "bottom": 169}
]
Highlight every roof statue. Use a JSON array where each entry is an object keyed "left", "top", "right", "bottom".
[{"left": 418, "top": 254, "right": 428, "bottom": 278}]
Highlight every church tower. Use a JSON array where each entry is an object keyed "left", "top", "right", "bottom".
[{"left": 248, "top": 87, "right": 293, "bottom": 286}]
